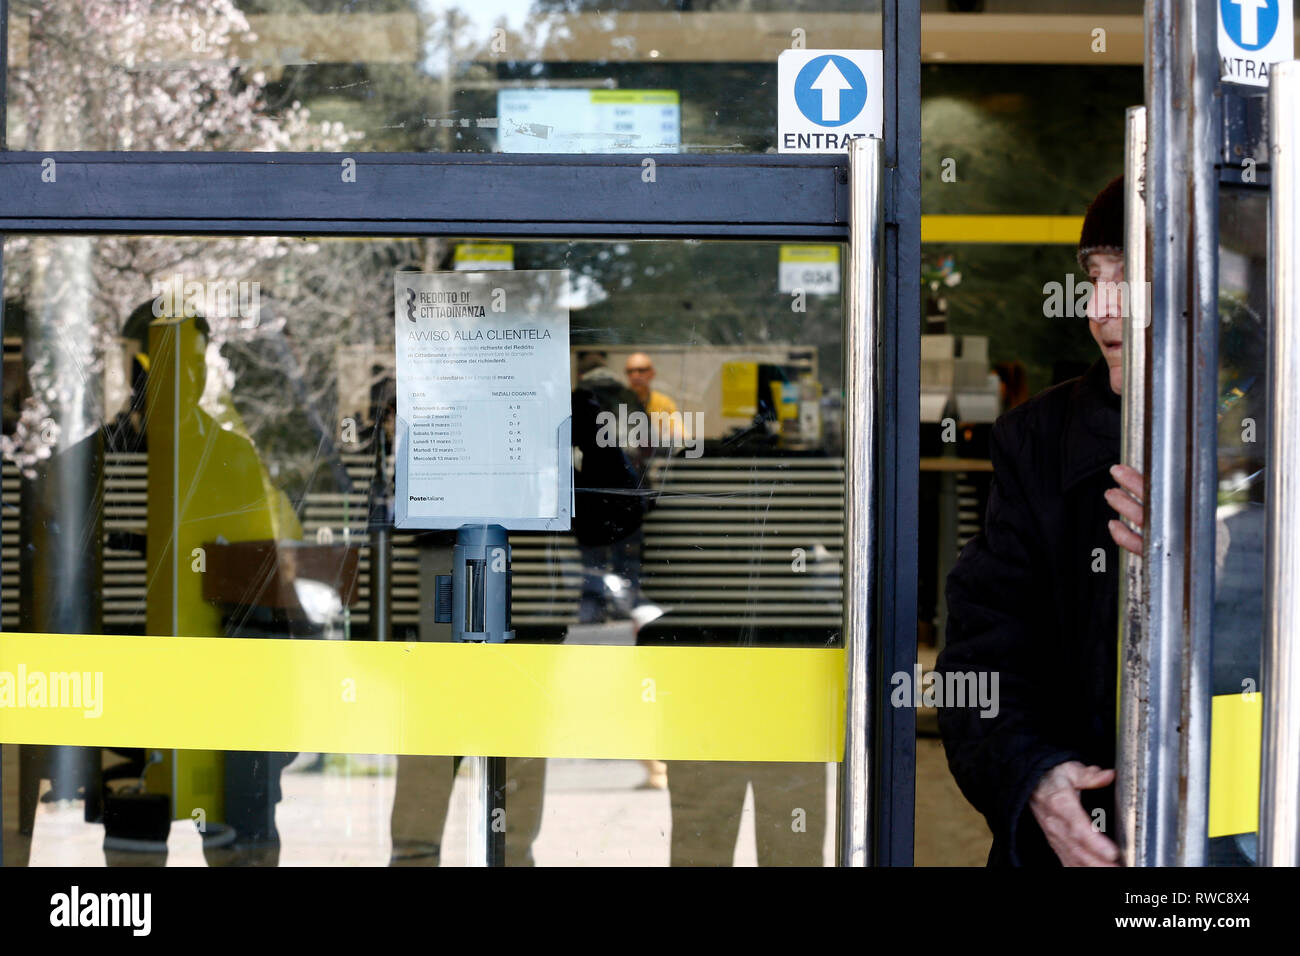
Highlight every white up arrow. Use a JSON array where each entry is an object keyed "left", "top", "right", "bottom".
[
  {"left": 1231, "top": 0, "right": 1271, "bottom": 47},
  {"left": 810, "top": 59, "right": 853, "bottom": 123}
]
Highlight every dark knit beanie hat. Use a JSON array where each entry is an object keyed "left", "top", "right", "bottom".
[{"left": 1077, "top": 174, "right": 1125, "bottom": 270}]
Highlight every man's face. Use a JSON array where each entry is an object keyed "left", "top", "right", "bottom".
[
  {"left": 1085, "top": 252, "right": 1125, "bottom": 395},
  {"left": 625, "top": 354, "right": 654, "bottom": 398}
]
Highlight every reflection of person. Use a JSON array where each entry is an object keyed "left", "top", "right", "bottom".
[
  {"left": 938, "top": 176, "right": 1136, "bottom": 867},
  {"left": 626, "top": 351, "right": 685, "bottom": 446},
  {"left": 667, "top": 761, "right": 825, "bottom": 865},
  {"left": 389, "top": 756, "right": 546, "bottom": 866},
  {"left": 106, "top": 302, "right": 158, "bottom": 456},
  {"left": 621, "top": 352, "right": 677, "bottom": 789},
  {"left": 625, "top": 351, "right": 678, "bottom": 414},
  {"left": 143, "top": 309, "right": 302, "bottom": 867},
  {"left": 572, "top": 350, "right": 653, "bottom": 623},
  {"left": 381, "top": 369, "right": 549, "bottom": 864},
  {"left": 145, "top": 311, "right": 302, "bottom": 637}
]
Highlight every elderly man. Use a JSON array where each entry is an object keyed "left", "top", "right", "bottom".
[{"left": 937, "top": 175, "right": 1144, "bottom": 867}]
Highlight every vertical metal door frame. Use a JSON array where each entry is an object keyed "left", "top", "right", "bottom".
[
  {"left": 1117, "top": 105, "right": 1148, "bottom": 866},
  {"left": 840, "top": 136, "right": 882, "bottom": 867},
  {"left": 1261, "top": 59, "right": 1300, "bottom": 867},
  {"left": 1131, "top": 0, "right": 1219, "bottom": 866},
  {"left": 0, "top": 0, "right": 922, "bottom": 867},
  {"left": 873, "top": 0, "right": 920, "bottom": 869},
  {"left": 0, "top": 0, "right": 9, "bottom": 863}
]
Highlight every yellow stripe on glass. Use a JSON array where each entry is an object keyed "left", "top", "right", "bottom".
[
  {"left": 589, "top": 90, "right": 680, "bottom": 105},
  {"left": 921, "top": 215, "right": 1085, "bottom": 245},
  {"left": 1208, "top": 691, "right": 1263, "bottom": 839},
  {"left": 0, "top": 633, "right": 844, "bottom": 763},
  {"left": 0, "top": 633, "right": 1266, "bottom": 832},
  {"left": 779, "top": 245, "right": 839, "bottom": 263},
  {"left": 453, "top": 243, "right": 514, "bottom": 265}
]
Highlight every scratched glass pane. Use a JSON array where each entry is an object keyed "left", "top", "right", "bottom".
[
  {"left": 1206, "top": 188, "right": 1268, "bottom": 868},
  {"left": 4, "top": 0, "right": 880, "bottom": 154},
  {"left": 1, "top": 233, "right": 843, "bottom": 866}
]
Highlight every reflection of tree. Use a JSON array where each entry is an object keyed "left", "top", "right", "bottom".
[
  {"left": 2, "top": 0, "right": 846, "bottom": 488},
  {"left": 7, "top": 0, "right": 352, "bottom": 152},
  {"left": 237, "top": 0, "right": 446, "bottom": 151},
  {"left": 227, "top": 0, "right": 790, "bottom": 152},
  {"left": 218, "top": 237, "right": 425, "bottom": 498},
  {"left": 2, "top": 0, "right": 359, "bottom": 474}
]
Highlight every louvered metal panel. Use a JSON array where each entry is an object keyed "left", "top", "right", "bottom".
[{"left": 3, "top": 453, "right": 845, "bottom": 631}]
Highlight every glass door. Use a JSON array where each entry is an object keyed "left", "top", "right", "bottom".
[
  {"left": 1117, "top": 0, "right": 1300, "bottom": 868},
  {"left": 0, "top": 0, "right": 920, "bottom": 867}
]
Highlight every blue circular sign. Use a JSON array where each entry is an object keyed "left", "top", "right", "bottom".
[
  {"left": 1220, "top": 0, "right": 1279, "bottom": 52},
  {"left": 793, "top": 55, "right": 868, "bottom": 128}
]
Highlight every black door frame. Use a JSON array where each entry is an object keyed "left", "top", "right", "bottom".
[{"left": 0, "top": 0, "right": 918, "bottom": 866}]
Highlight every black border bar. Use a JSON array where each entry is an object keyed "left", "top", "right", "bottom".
[{"left": 0, "top": 152, "right": 849, "bottom": 240}]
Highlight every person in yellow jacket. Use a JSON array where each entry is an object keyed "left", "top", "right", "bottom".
[
  {"left": 145, "top": 311, "right": 302, "bottom": 641},
  {"left": 143, "top": 309, "right": 302, "bottom": 866},
  {"left": 624, "top": 352, "right": 681, "bottom": 434}
]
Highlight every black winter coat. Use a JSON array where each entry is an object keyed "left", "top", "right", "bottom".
[
  {"left": 571, "top": 368, "right": 652, "bottom": 547},
  {"left": 938, "top": 358, "right": 1122, "bottom": 867}
]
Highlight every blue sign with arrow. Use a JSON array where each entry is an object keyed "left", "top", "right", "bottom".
[
  {"left": 793, "top": 55, "right": 868, "bottom": 128},
  {"left": 1220, "top": 0, "right": 1280, "bottom": 52},
  {"left": 778, "top": 49, "right": 882, "bottom": 154}
]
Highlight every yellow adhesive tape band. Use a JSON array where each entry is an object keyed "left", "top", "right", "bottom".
[
  {"left": 0, "top": 633, "right": 1262, "bottom": 825},
  {"left": 1208, "top": 691, "right": 1263, "bottom": 839},
  {"left": 921, "top": 215, "right": 1085, "bottom": 245},
  {"left": 0, "top": 633, "right": 845, "bottom": 763}
]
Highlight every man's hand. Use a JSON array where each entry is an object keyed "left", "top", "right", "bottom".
[
  {"left": 1105, "top": 463, "right": 1144, "bottom": 557},
  {"left": 1028, "top": 761, "right": 1121, "bottom": 867}
]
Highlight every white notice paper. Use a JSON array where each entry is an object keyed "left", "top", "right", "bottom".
[
  {"left": 497, "top": 89, "right": 681, "bottom": 154},
  {"left": 394, "top": 270, "right": 572, "bottom": 531}
]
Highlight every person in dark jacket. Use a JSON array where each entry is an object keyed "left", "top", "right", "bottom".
[
  {"left": 571, "top": 350, "right": 654, "bottom": 623},
  {"left": 938, "top": 175, "right": 1144, "bottom": 866}
]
